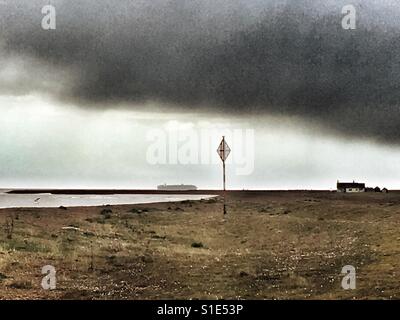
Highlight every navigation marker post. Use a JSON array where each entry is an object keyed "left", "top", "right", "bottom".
[{"left": 217, "top": 136, "right": 231, "bottom": 214}]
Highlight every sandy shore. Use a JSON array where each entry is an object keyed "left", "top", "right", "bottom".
[{"left": 0, "top": 191, "right": 400, "bottom": 299}]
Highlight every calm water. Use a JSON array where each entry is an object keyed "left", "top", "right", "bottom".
[{"left": 0, "top": 191, "right": 215, "bottom": 209}]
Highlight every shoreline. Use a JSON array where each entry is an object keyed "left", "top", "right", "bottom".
[
  {"left": 0, "top": 193, "right": 218, "bottom": 210},
  {"left": 5, "top": 189, "right": 334, "bottom": 195}
]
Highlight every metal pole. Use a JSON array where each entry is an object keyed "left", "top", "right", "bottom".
[
  {"left": 222, "top": 136, "right": 227, "bottom": 215},
  {"left": 222, "top": 136, "right": 226, "bottom": 191},
  {"left": 223, "top": 160, "right": 226, "bottom": 191}
]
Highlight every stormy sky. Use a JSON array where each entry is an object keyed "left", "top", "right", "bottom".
[{"left": 1, "top": 0, "right": 400, "bottom": 189}]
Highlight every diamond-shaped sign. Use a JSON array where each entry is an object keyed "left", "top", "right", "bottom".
[{"left": 217, "top": 138, "right": 231, "bottom": 161}]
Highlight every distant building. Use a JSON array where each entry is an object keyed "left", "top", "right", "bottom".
[
  {"left": 337, "top": 181, "right": 365, "bottom": 193},
  {"left": 365, "top": 186, "right": 388, "bottom": 193},
  {"left": 157, "top": 184, "right": 197, "bottom": 191}
]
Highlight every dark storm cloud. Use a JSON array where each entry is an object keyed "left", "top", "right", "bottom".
[{"left": 1, "top": 0, "right": 400, "bottom": 143}]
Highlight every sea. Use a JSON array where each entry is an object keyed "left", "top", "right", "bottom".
[{"left": 0, "top": 189, "right": 215, "bottom": 209}]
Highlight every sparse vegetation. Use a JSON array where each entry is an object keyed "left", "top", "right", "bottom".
[
  {"left": 2, "top": 239, "right": 49, "bottom": 253},
  {"left": 0, "top": 192, "right": 400, "bottom": 299},
  {"left": 191, "top": 242, "right": 204, "bottom": 248},
  {"left": 8, "top": 280, "right": 33, "bottom": 290},
  {"left": 100, "top": 208, "right": 112, "bottom": 215},
  {"left": 5, "top": 213, "right": 14, "bottom": 239},
  {"left": 129, "top": 208, "right": 143, "bottom": 214}
]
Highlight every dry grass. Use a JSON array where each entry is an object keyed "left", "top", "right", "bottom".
[{"left": 0, "top": 191, "right": 400, "bottom": 299}]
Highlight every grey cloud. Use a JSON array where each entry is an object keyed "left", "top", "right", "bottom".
[{"left": 1, "top": 0, "right": 400, "bottom": 143}]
